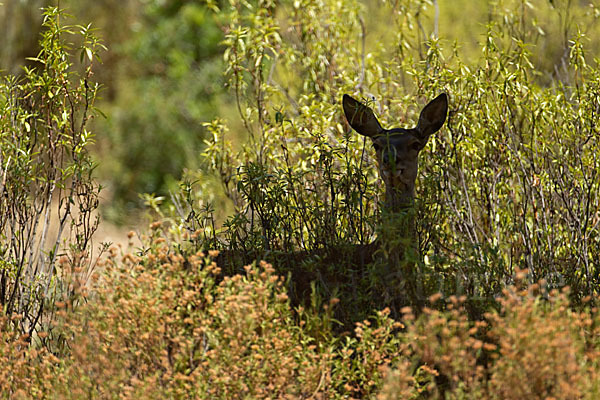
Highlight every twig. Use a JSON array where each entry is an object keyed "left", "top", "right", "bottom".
[{"left": 358, "top": 17, "right": 366, "bottom": 92}]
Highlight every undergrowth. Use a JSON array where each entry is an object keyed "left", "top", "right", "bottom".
[
  {"left": 2, "top": 223, "right": 600, "bottom": 398},
  {"left": 160, "top": 0, "right": 600, "bottom": 324}
]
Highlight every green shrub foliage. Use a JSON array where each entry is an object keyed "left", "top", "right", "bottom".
[
  {"left": 97, "top": 1, "right": 225, "bottom": 215},
  {"left": 168, "top": 0, "right": 600, "bottom": 317},
  {"left": 0, "top": 7, "right": 103, "bottom": 338}
]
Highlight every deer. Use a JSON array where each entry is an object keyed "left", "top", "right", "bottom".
[
  {"left": 341, "top": 93, "right": 448, "bottom": 311},
  {"left": 215, "top": 92, "right": 448, "bottom": 320}
]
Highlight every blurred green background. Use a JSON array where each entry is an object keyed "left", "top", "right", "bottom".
[{"left": 2, "top": 0, "right": 230, "bottom": 226}]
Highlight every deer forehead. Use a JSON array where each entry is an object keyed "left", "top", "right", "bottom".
[{"left": 372, "top": 130, "right": 421, "bottom": 153}]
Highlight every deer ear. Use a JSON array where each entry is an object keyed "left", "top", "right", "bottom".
[
  {"left": 343, "top": 94, "right": 384, "bottom": 138},
  {"left": 416, "top": 93, "right": 448, "bottom": 140}
]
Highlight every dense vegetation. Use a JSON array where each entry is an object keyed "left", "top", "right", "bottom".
[{"left": 2, "top": 0, "right": 600, "bottom": 398}]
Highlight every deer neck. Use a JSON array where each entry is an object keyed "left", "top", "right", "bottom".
[
  {"left": 383, "top": 175, "right": 416, "bottom": 214},
  {"left": 380, "top": 182, "right": 418, "bottom": 252},
  {"left": 385, "top": 187, "right": 415, "bottom": 214}
]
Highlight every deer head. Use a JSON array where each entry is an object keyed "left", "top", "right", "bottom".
[{"left": 343, "top": 93, "right": 448, "bottom": 211}]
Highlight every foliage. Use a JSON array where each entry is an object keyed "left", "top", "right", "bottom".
[
  {"left": 2, "top": 227, "right": 600, "bottom": 398},
  {"left": 164, "top": 0, "right": 600, "bottom": 322},
  {"left": 378, "top": 279, "right": 600, "bottom": 400},
  {"left": 0, "top": 7, "right": 103, "bottom": 339},
  {"left": 1, "top": 0, "right": 227, "bottom": 219},
  {"left": 3, "top": 1, "right": 600, "bottom": 398}
]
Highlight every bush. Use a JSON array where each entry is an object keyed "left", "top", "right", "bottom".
[
  {"left": 6, "top": 225, "right": 331, "bottom": 398},
  {"left": 0, "top": 7, "right": 103, "bottom": 340},
  {"left": 166, "top": 0, "right": 600, "bottom": 321},
  {"left": 3, "top": 226, "right": 600, "bottom": 398},
  {"left": 379, "top": 280, "right": 600, "bottom": 399}
]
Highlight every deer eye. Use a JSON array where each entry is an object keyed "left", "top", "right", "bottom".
[{"left": 385, "top": 146, "right": 397, "bottom": 159}]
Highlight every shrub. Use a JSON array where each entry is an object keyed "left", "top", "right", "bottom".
[
  {"left": 0, "top": 7, "right": 103, "bottom": 340},
  {"left": 94, "top": 1, "right": 225, "bottom": 216},
  {"left": 379, "top": 281, "right": 600, "bottom": 399},
  {"left": 168, "top": 0, "right": 600, "bottom": 319},
  {"left": 2, "top": 224, "right": 600, "bottom": 398},
  {"left": 486, "top": 284, "right": 592, "bottom": 399},
  {"left": 46, "top": 227, "right": 330, "bottom": 398}
]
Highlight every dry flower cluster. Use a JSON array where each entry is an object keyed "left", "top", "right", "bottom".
[{"left": 1, "top": 227, "right": 600, "bottom": 399}]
